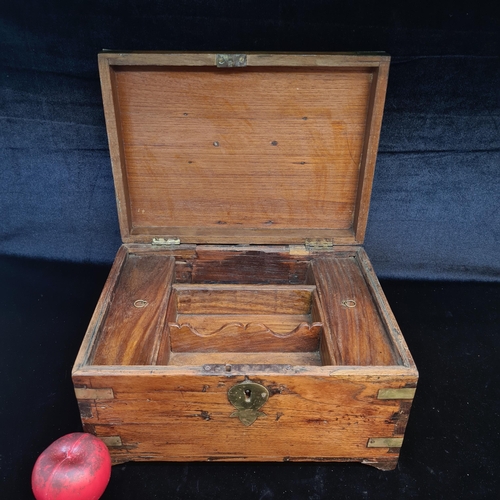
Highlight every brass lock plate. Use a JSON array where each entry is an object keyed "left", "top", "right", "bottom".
[{"left": 227, "top": 379, "right": 269, "bottom": 426}]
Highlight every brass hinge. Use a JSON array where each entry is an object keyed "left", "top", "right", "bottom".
[
  {"left": 152, "top": 237, "right": 181, "bottom": 246},
  {"left": 289, "top": 239, "right": 334, "bottom": 256},
  {"left": 305, "top": 239, "right": 334, "bottom": 249},
  {"left": 216, "top": 54, "right": 247, "bottom": 68}
]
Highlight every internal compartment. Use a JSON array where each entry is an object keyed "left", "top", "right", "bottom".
[
  {"left": 88, "top": 248, "right": 403, "bottom": 368},
  {"left": 157, "top": 284, "right": 325, "bottom": 366}
]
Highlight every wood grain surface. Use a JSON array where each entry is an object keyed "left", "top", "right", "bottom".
[
  {"left": 168, "top": 321, "right": 322, "bottom": 353},
  {"left": 91, "top": 253, "right": 175, "bottom": 365},
  {"left": 98, "top": 53, "right": 389, "bottom": 245},
  {"left": 73, "top": 370, "right": 415, "bottom": 468},
  {"left": 311, "top": 256, "right": 401, "bottom": 366},
  {"left": 173, "top": 284, "right": 315, "bottom": 314}
]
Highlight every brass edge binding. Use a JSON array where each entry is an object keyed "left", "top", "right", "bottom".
[
  {"left": 377, "top": 388, "right": 416, "bottom": 400},
  {"left": 366, "top": 437, "right": 404, "bottom": 448},
  {"left": 100, "top": 436, "right": 123, "bottom": 447},
  {"left": 74, "top": 388, "right": 115, "bottom": 400}
]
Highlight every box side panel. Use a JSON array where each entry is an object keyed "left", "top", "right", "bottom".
[
  {"left": 353, "top": 60, "right": 390, "bottom": 242},
  {"left": 73, "top": 371, "right": 416, "bottom": 469},
  {"left": 73, "top": 246, "right": 128, "bottom": 371},
  {"left": 98, "top": 56, "right": 132, "bottom": 241},
  {"left": 356, "top": 248, "right": 418, "bottom": 370}
]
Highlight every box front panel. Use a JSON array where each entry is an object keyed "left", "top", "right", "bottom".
[{"left": 74, "top": 371, "right": 416, "bottom": 469}]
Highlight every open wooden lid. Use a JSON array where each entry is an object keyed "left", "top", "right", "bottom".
[{"left": 99, "top": 52, "right": 389, "bottom": 246}]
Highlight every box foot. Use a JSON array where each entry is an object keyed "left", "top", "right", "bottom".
[{"left": 362, "top": 459, "right": 398, "bottom": 471}]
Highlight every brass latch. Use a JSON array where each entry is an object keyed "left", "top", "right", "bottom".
[
  {"left": 216, "top": 54, "right": 247, "bottom": 68},
  {"left": 228, "top": 379, "right": 269, "bottom": 426}
]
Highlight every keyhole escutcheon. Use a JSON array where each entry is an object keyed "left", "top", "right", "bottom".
[{"left": 244, "top": 389, "right": 252, "bottom": 402}]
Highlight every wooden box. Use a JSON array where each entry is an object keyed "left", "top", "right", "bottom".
[{"left": 73, "top": 52, "right": 418, "bottom": 471}]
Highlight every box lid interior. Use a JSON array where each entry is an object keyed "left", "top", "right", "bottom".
[{"left": 99, "top": 52, "right": 390, "bottom": 246}]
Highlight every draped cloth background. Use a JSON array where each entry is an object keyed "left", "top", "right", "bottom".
[
  {"left": 1, "top": 4, "right": 500, "bottom": 499},
  {"left": 1, "top": 1, "right": 499, "bottom": 281}
]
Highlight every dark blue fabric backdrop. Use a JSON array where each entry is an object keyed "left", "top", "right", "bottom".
[{"left": 1, "top": 1, "right": 499, "bottom": 280}]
